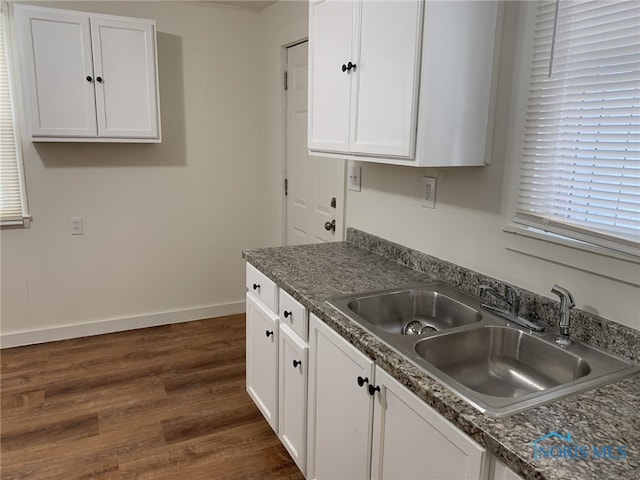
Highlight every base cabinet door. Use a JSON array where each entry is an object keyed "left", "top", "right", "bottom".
[
  {"left": 246, "top": 293, "right": 279, "bottom": 432},
  {"left": 307, "top": 314, "right": 374, "bottom": 479},
  {"left": 278, "top": 323, "right": 309, "bottom": 475},
  {"left": 371, "top": 366, "right": 487, "bottom": 480}
]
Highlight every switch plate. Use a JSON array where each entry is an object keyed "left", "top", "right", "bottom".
[
  {"left": 347, "top": 165, "right": 361, "bottom": 192},
  {"left": 71, "top": 217, "right": 83, "bottom": 235},
  {"left": 422, "top": 177, "right": 436, "bottom": 208}
]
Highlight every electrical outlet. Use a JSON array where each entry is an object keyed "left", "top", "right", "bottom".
[
  {"left": 70, "top": 217, "right": 83, "bottom": 235},
  {"left": 347, "top": 165, "right": 362, "bottom": 192},
  {"left": 422, "top": 177, "right": 436, "bottom": 209}
]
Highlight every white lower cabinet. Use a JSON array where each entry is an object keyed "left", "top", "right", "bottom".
[
  {"left": 278, "top": 323, "right": 309, "bottom": 474},
  {"left": 490, "top": 456, "right": 523, "bottom": 480},
  {"left": 371, "top": 367, "right": 487, "bottom": 480},
  {"left": 246, "top": 292, "right": 279, "bottom": 432},
  {"left": 307, "top": 314, "right": 375, "bottom": 479},
  {"left": 308, "top": 313, "right": 488, "bottom": 480},
  {"left": 245, "top": 267, "right": 492, "bottom": 480}
]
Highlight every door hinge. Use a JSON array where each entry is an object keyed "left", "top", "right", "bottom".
[
  {"left": 284, "top": 70, "right": 288, "bottom": 91},
  {"left": 284, "top": 178, "right": 288, "bottom": 196}
]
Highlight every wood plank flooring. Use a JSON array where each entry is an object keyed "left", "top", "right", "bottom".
[{"left": 0, "top": 315, "right": 304, "bottom": 480}]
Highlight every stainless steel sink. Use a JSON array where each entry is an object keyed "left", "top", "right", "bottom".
[
  {"left": 333, "top": 283, "right": 482, "bottom": 336},
  {"left": 414, "top": 326, "right": 591, "bottom": 398},
  {"left": 328, "top": 283, "right": 640, "bottom": 416}
]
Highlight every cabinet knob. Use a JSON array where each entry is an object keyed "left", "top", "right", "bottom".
[
  {"left": 368, "top": 384, "right": 381, "bottom": 396},
  {"left": 293, "top": 360, "right": 302, "bottom": 368},
  {"left": 342, "top": 62, "right": 356, "bottom": 73},
  {"left": 265, "top": 330, "right": 274, "bottom": 338},
  {"left": 283, "top": 310, "right": 292, "bottom": 319},
  {"left": 253, "top": 283, "right": 260, "bottom": 291},
  {"left": 86, "top": 76, "right": 93, "bottom": 82},
  {"left": 357, "top": 376, "right": 369, "bottom": 387},
  {"left": 96, "top": 76, "right": 103, "bottom": 83}
]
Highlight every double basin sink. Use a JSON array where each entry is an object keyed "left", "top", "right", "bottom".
[{"left": 327, "top": 283, "right": 639, "bottom": 416}]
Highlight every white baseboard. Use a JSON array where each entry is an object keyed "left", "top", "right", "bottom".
[{"left": 0, "top": 301, "right": 246, "bottom": 348}]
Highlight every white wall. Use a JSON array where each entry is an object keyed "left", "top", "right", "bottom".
[
  {"left": 1, "top": 1, "right": 268, "bottom": 344},
  {"left": 345, "top": 2, "right": 640, "bottom": 330}
]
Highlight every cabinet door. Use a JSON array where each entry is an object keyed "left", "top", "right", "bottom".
[
  {"left": 307, "top": 314, "right": 374, "bottom": 479},
  {"left": 278, "top": 323, "right": 308, "bottom": 475},
  {"left": 14, "top": 5, "right": 97, "bottom": 138},
  {"left": 308, "top": 0, "right": 355, "bottom": 153},
  {"left": 91, "top": 18, "right": 159, "bottom": 139},
  {"left": 371, "top": 367, "right": 487, "bottom": 480},
  {"left": 246, "top": 293, "right": 279, "bottom": 432},
  {"left": 349, "top": 0, "right": 423, "bottom": 158}
]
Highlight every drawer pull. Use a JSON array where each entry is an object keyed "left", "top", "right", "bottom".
[
  {"left": 252, "top": 283, "right": 260, "bottom": 291},
  {"left": 357, "top": 376, "right": 369, "bottom": 387},
  {"left": 293, "top": 360, "right": 302, "bottom": 368},
  {"left": 265, "top": 330, "right": 274, "bottom": 338},
  {"left": 283, "top": 310, "right": 292, "bottom": 319},
  {"left": 368, "top": 384, "right": 381, "bottom": 396}
]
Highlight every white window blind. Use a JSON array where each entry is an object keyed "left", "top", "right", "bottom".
[
  {"left": 0, "top": 2, "right": 29, "bottom": 226},
  {"left": 516, "top": 0, "right": 640, "bottom": 257}
]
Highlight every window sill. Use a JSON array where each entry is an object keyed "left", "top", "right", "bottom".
[{"left": 503, "top": 224, "right": 639, "bottom": 287}]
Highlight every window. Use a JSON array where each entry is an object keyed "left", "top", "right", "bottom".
[
  {"left": 516, "top": 0, "right": 639, "bottom": 258},
  {"left": 0, "top": 1, "right": 29, "bottom": 226}
]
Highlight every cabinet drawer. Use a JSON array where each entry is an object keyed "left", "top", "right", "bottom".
[
  {"left": 279, "top": 289, "right": 308, "bottom": 341},
  {"left": 246, "top": 263, "right": 278, "bottom": 312}
]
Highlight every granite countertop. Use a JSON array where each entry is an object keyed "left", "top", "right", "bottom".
[{"left": 243, "top": 241, "right": 640, "bottom": 480}]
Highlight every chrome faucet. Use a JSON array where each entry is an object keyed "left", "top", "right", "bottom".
[
  {"left": 551, "top": 284, "right": 575, "bottom": 347},
  {"left": 479, "top": 285, "right": 519, "bottom": 315},
  {"left": 478, "top": 284, "right": 545, "bottom": 332}
]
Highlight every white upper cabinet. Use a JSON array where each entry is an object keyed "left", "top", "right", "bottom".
[
  {"left": 309, "top": 0, "right": 423, "bottom": 158},
  {"left": 13, "top": 4, "right": 161, "bottom": 142},
  {"left": 308, "top": 0, "right": 354, "bottom": 153},
  {"left": 308, "top": 0, "right": 500, "bottom": 167}
]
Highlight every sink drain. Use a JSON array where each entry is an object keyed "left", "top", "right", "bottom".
[{"left": 403, "top": 321, "right": 438, "bottom": 335}]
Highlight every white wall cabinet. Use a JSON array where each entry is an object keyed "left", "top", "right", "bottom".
[
  {"left": 308, "top": 0, "right": 423, "bottom": 158},
  {"left": 13, "top": 4, "right": 161, "bottom": 142},
  {"left": 308, "top": 313, "right": 488, "bottom": 480},
  {"left": 308, "top": 0, "right": 500, "bottom": 167}
]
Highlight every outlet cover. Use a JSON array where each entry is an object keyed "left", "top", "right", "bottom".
[
  {"left": 422, "top": 177, "right": 436, "bottom": 208},
  {"left": 71, "top": 217, "right": 83, "bottom": 235},
  {"left": 347, "top": 165, "right": 361, "bottom": 192}
]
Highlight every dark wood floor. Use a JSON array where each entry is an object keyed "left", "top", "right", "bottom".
[{"left": 0, "top": 314, "right": 304, "bottom": 480}]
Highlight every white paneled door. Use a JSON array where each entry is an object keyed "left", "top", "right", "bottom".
[{"left": 285, "top": 42, "right": 345, "bottom": 245}]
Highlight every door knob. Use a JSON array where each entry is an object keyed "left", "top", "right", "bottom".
[{"left": 324, "top": 219, "right": 336, "bottom": 232}]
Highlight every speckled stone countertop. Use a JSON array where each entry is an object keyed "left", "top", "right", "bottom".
[{"left": 243, "top": 236, "right": 640, "bottom": 480}]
